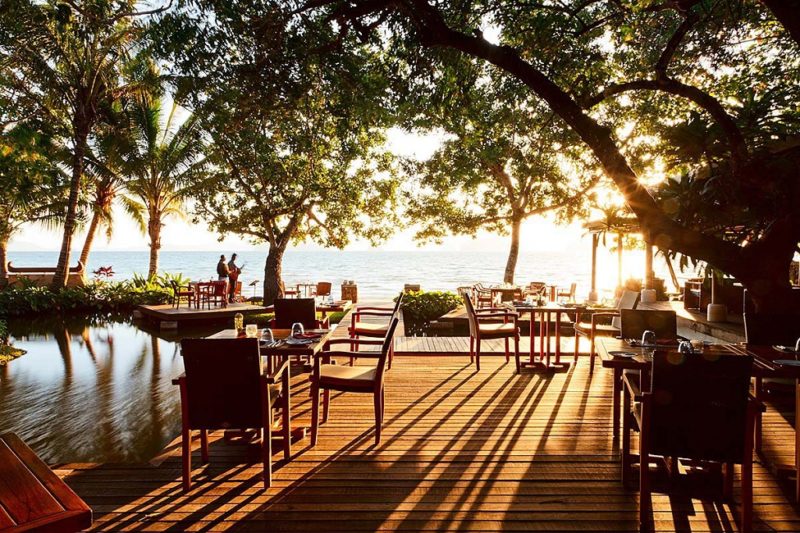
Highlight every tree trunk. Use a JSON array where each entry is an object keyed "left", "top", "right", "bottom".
[
  {"left": 503, "top": 217, "right": 522, "bottom": 284},
  {"left": 147, "top": 213, "right": 161, "bottom": 279},
  {"left": 79, "top": 210, "right": 101, "bottom": 268},
  {"left": 52, "top": 116, "right": 90, "bottom": 289},
  {"left": 263, "top": 243, "right": 287, "bottom": 306},
  {"left": 762, "top": 0, "right": 800, "bottom": 46},
  {"left": 0, "top": 238, "right": 8, "bottom": 289}
]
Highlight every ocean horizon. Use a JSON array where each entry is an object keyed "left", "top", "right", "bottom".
[{"left": 6, "top": 249, "right": 691, "bottom": 300}]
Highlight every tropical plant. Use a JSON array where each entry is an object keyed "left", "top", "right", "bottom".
[
  {"left": 397, "top": 291, "right": 461, "bottom": 323},
  {"left": 0, "top": 0, "right": 159, "bottom": 288},
  {"left": 0, "top": 122, "right": 67, "bottom": 284},
  {"left": 121, "top": 96, "right": 205, "bottom": 277}
]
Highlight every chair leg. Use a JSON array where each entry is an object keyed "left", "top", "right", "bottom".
[
  {"left": 322, "top": 388, "right": 330, "bottom": 423},
  {"left": 388, "top": 343, "right": 394, "bottom": 370},
  {"left": 590, "top": 335, "right": 596, "bottom": 373},
  {"left": 181, "top": 427, "right": 192, "bottom": 491},
  {"left": 504, "top": 338, "right": 509, "bottom": 363},
  {"left": 262, "top": 423, "right": 272, "bottom": 489},
  {"left": 373, "top": 386, "right": 383, "bottom": 446},
  {"left": 723, "top": 462, "right": 734, "bottom": 501},
  {"left": 469, "top": 336, "right": 474, "bottom": 364},
  {"left": 574, "top": 331, "right": 579, "bottom": 362},
  {"left": 621, "top": 386, "right": 631, "bottom": 488},
  {"left": 200, "top": 429, "right": 209, "bottom": 464},
  {"left": 475, "top": 338, "right": 481, "bottom": 371},
  {"left": 639, "top": 429, "right": 651, "bottom": 531},
  {"left": 310, "top": 382, "right": 320, "bottom": 447},
  {"left": 282, "top": 370, "right": 292, "bottom": 460},
  {"left": 513, "top": 333, "right": 520, "bottom": 373}
]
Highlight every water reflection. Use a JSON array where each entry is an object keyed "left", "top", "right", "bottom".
[{"left": 0, "top": 316, "right": 218, "bottom": 464}]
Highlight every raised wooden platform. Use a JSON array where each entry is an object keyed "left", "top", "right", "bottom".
[
  {"left": 60, "top": 355, "right": 800, "bottom": 532},
  {"left": 136, "top": 302, "right": 268, "bottom": 328}
]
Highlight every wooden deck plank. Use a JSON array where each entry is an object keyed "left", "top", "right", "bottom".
[{"left": 59, "top": 354, "right": 800, "bottom": 532}]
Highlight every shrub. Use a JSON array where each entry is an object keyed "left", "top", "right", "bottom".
[
  {"left": 397, "top": 290, "right": 461, "bottom": 322},
  {"left": 0, "top": 282, "right": 173, "bottom": 317}
]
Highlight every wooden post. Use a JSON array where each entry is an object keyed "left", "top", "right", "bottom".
[
  {"left": 644, "top": 242, "right": 653, "bottom": 290},
  {"left": 589, "top": 233, "right": 599, "bottom": 302},
  {"left": 617, "top": 232, "right": 623, "bottom": 290}
]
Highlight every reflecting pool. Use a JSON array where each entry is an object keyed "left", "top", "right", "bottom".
[{"left": 0, "top": 317, "right": 220, "bottom": 464}]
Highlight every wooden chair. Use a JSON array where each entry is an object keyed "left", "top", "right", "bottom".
[
  {"left": 173, "top": 338, "right": 291, "bottom": 490},
  {"left": 619, "top": 309, "right": 678, "bottom": 341},
  {"left": 525, "top": 281, "right": 547, "bottom": 299},
  {"left": 621, "top": 351, "right": 760, "bottom": 533},
  {"left": 473, "top": 283, "right": 494, "bottom": 308},
  {"left": 348, "top": 291, "right": 403, "bottom": 368},
  {"left": 310, "top": 317, "right": 400, "bottom": 446},
  {"left": 171, "top": 281, "right": 197, "bottom": 309},
  {"left": 557, "top": 282, "right": 577, "bottom": 301},
  {"left": 271, "top": 298, "right": 329, "bottom": 329},
  {"left": 463, "top": 293, "right": 521, "bottom": 372},
  {"left": 200, "top": 280, "right": 227, "bottom": 309},
  {"left": 574, "top": 289, "right": 639, "bottom": 372},
  {"left": 313, "top": 281, "right": 332, "bottom": 299}
]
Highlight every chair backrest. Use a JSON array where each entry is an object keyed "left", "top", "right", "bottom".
[
  {"left": 463, "top": 293, "right": 479, "bottom": 337},
  {"left": 612, "top": 290, "right": 640, "bottom": 329},
  {"left": 374, "top": 317, "right": 401, "bottom": 387},
  {"left": 315, "top": 282, "right": 332, "bottom": 297},
  {"left": 213, "top": 280, "right": 228, "bottom": 296},
  {"left": 274, "top": 298, "right": 317, "bottom": 329},
  {"left": 620, "top": 309, "right": 677, "bottom": 340},
  {"left": 648, "top": 350, "right": 752, "bottom": 462},
  {"left": 180, "top": 338, "right": 265, "bottom": 429},
  {"left": 558, "top": 282, "right": 577, "bottom": 298},
  {"left": 528, "top": 281, "right": 547, "bottom": 295},
  {"left": 403, "top": 284, "right": 421, "bottom": 293}
]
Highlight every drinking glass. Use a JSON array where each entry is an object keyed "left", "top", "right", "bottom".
[
  {"left": 795, "top": 337, "right": 800, "bottom": 353},
  {"left": 245, "top": 324, "right": 258, "bottom": 338},
  {"left": 262, "top": 328, "right": 274, "bottom": 343},
  {"left": 641, "top": 330, "right": 656, "bottom": 346},
  {"left": 291, "top": 322, "right": 304, "bottom": 338}
]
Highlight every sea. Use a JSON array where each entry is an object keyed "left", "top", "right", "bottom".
[{"left": 6, "top": 249, "right": 690, "bottom": 301}]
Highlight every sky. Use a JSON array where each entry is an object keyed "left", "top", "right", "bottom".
[{"left": 8, "top": 127, "right": 592, "bottom": 254}]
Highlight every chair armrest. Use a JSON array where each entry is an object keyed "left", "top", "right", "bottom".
[
  {"left": 326, "top": 338, "right": 385, "bottom": 347},
  {"left": 476, "top": 307, "right": 514, "bottom": 313},
  {"left": 171, "top": 373, "right": 186, "bottom": 386},
  {"left": 477, "top": 312, "right": 519, "bottom": 320},
  {"left": 622, "top": 371, "right": 643, "bottom": 400},
  {"left": 353, "top": 311, "right": 393, "bottom": 318},
  {"left": 591, "top": 312, "right": 619, "bottom": 327},
  {"left": 322, "top": 350, "right": 382, "bottom": 360},
  {"left": 355, "top": 306, "right": 393, "bottom": 312},
  {"left": 265, "top": 359, "right": 290, "bottom": 384}
]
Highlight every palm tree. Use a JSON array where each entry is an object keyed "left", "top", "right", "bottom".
[
  {"left": 0, "top": 1, "right": 158, "bottom": 288},
  {"left": 122, "top": 98, "right": 204, "bottom": 277}
]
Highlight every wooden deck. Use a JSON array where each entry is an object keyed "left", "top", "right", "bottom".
[{"left": 60, "top": 354, "right": 800, "bottom": 532}]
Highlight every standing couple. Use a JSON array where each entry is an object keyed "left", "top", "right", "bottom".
[{"left": 216, "top": 253, "right": 244, "bottom": 303}]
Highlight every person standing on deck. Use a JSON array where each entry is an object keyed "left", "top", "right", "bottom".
[
  {"left": 216, "top": 255, "right": 229, "bottom": 281},
  {"left": 227, "top": 253, "right": 242, "bottom": 302}
]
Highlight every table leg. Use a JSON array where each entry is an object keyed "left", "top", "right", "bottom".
[
  {"left": 555, "top": 311, "right": 562, "bottom": 364},
  {"left": 529, "top": 311, "right": 536, "bottom": 364}
]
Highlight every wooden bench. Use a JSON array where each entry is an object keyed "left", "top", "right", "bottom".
[{"left": 0, "top": 432, "right": 91, "bottom": 532}]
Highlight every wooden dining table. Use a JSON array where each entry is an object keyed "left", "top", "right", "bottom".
[
  {"left": 514, "top": 303, "right": 586, "bottom": 370},
  {"left": 597, "top": 337, "right": 800, "bottom": 500}
]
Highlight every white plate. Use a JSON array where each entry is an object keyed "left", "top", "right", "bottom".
[
  {"left": 775, "top": 359, "right": 800, "bottom": 367},
  {"left": 609, "top": 351, "right": 638, "bottom": 359}
]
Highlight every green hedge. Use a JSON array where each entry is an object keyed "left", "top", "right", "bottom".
[
  {"left": 0, "top": 283, "right": 172, "bottom": 317},
  {"left": 397, "top": 290, "right": 461, "bottom": 322}
]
